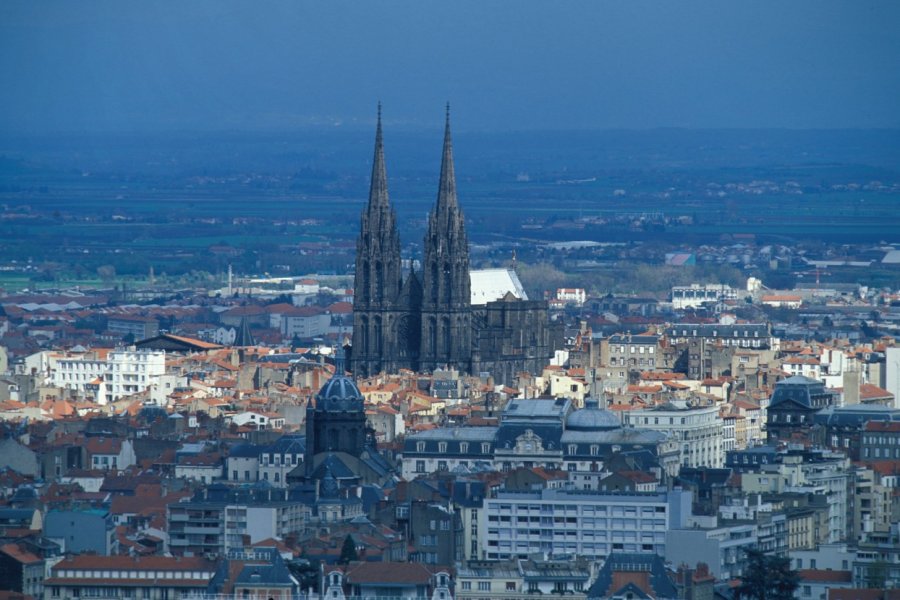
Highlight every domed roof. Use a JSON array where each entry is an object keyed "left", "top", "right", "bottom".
[
  {"left": 315, "top": 374, "right": 364, "bottom": 413},
  {"left": 565, "top": 399, "right": 621, "bottom": 431}
]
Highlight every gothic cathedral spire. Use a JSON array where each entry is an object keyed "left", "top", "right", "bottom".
[
  {"left": 420, "top": 104, "right": 471, "bottom": 372},
  {"left": 351, "top": 104, "right": 403, "bottom": 377}
]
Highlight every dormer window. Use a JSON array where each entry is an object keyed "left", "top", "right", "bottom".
[
  {"left": 460, "top": 442, "right": 469, "bottom": 453},
  {"left": 438, "top": 442, "right": 447, "bottom": 453},
  {"left": 417, "top": 442, "right": 426, "bottom": 452}
]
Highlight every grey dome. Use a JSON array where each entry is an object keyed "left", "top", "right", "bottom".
[
  {"left": 316, "top": 375, "right": 364, "bottom": 412},
  {"left": 565, "top": 399, "right": 621, "bottom": 431}
]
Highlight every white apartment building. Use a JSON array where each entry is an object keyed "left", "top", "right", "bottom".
[
  {"left": 51, "top": 348, "right": 166, "bottom": 404},
  {"left": 556, "top": 288, "right": 587, "bottom": 306},
  {"left": 480, "top": 487, "right": 691, "bottom": 561},
  {"left": 106, "top": 349, "right": 166, "bottom": 403},
  {"left": 623, "top": 401, "right": 724, "bottom": 468},
  {"left": 53, "top": 354, "right": 107, "bottom": 395},
  {"left": 671, "top": 283, "right": 737, "bottom": 310}
]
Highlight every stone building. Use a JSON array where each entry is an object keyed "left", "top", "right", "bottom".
[{"left": 351, "top": 106, "right": 560, "bottom": 384}]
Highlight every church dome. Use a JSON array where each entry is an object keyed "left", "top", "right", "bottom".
[
  {"left": 565, "top": 398, "right": 621, "bottom": 431},
  {"left": 315, "top": 374, "right": 364, "bottom": 413}
]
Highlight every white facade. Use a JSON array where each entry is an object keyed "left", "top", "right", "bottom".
[
  {"left": 281, "top": 313, "right": 330, "bottom": 339},
  {"left": 107, "top": 349, "right": 166, "bottom": 402},
  {"left": 556, "top": 288, "right": 587, "bottom": 306},
  {"left": 886, "top": 347, "right": 900, "bottom": 409},
  {"left": 623, "top": 402, "right": 724, "bottom": 468},
  {"left": 671, "top": 283, "right": 737, "bottom": 310},
  {"left": 480, "top": 488, "right": 691, "bottom": 561},
  {"left": 53, "top": 356, "right": 107, "bottom": 395},
  {"left": 51, "top": 348, "right": 166, "bottom": 404}
]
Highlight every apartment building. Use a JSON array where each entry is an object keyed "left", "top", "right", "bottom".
[
  {"left": 480, "top": 487, "right": 691, "bottom": 561},
  {"left": 44, "top": 555, "right": 215, "bottom": 600},
  {"left": 623, "top": 401, "right": 724, "bottom": 468}
]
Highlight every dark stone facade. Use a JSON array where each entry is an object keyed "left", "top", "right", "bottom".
[{"left": 351, "top": 107, "right": 559, "bottom": 383}]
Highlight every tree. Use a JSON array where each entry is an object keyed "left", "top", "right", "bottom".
[
  {"left": 735, "top": 548, "right": 800, "bottom": 600},
  {"left": 97, "top": 264, "right": 116, "bottom": 283},
  {"left": 338, "top": 535, "right": 358, "bottom": 565}
]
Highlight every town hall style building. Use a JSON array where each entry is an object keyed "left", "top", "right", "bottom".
[{"left": 351, "top": 106, "right": 560, "bottom": 384}]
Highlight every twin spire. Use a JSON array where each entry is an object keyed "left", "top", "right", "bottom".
[
  {"left": 366, "top": 103, "right": 458, "bottom": 213},
  {"left": 367, "top": 102, "right": 390, "bottom": 210}
]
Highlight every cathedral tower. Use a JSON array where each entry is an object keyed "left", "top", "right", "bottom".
[
  {"left": 351, "top": 105, "right": 404, "bottom": 377},
  {"left": 419, "top": 105, "right": 472, "bottom": 372}
]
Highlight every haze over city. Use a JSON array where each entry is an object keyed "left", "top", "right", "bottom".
[{"left": 1, "top": 3, "right": 900, "bottom": 600}]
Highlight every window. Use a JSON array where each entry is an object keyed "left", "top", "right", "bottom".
[
  {"left": 478, "top": 581, "right": 491, "bottom": 591},
  {"left": 460, "top": 442, "right": 469, "bottom": 453},
  {"left": 417, "top": 442, "right": 426, "bottom": 452},
  {"left": 438, "top": 442, "right": 447, "bottom": 453},
  {"left": 416, "top": 461, "right": 426, "bottom": 473},
  {"left": 461, "top": 582, "right": 471, "bottom": 591},
  {"left": 482, "top": 443, "right": 490, "bottom": 454}
]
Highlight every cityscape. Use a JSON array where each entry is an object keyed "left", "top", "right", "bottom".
[{"left": 1, "top": 3, "right": 900, "bottom": 600}]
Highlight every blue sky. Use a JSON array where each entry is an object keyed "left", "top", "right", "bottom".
[{"left": 2, "top": 1, "right": 899, "bottom": 133}]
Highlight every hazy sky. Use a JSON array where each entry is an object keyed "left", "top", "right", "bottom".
[{"left": 2, "top": 1, "right": 899, "bottom": 134}]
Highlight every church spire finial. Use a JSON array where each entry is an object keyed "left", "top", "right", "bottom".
[
  {"left": 368, "top": 103, "right": 389, "bottom": 209},
  {"left": 436, "top": 103, "right": 457, "bottom": 211}
]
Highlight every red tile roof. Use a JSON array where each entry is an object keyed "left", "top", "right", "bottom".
[{"left": 797, "top": 569, "right": 852, "bottom": 583}]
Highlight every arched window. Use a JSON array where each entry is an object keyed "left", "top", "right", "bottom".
[
  {"left": 428, "top": 317, "right": 437, "bottom": 357},
  {"left": 430, "top": 262, "right": 439, "bottom": 303},
  {"left": 374, "top": 316, "right": 383, "bottom": 354},
  {"left": 442, "top": 317, "right": 451, "bottom": 355},
  {"left": 443, "top": 262, "right": 452, "bottom": 304},
  {"left": 329, "top": 428, "right": 339, "bottom": 450},
  {"left": 375, "top": 260, "right": 383, "bottom": 302},
  {"left": 361, "top": 260, "right": 370, "bottom": 303},
  {"left": 360, "top": 316, "right": 369, "bottom": 354}
]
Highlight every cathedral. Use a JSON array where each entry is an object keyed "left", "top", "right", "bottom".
[{"left": 350, "top": 106, "right": 561, "bottom": 384}]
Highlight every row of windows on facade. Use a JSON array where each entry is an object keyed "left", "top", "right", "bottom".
[
  {"left": 232, "top": 470, "right": 285, "bottom": 482},
  {"left": 416, "top": 441, "right": 491, "bottom": 453},
  {"left": 491, "top": 504, "right": 666, "bottom": 515},
  {"left": 609, "top": 357, "right": 656, "bottom": 367},
  {"left": 863, "top": 447, "right": 900, "bottom": 459},
  {"left": 460, "top": 581, "right": 585, "bottom": 592},
  {"left": 863, "top": 434, "right": 900, "bottom": 445},
  {"left": 612, "top": 345, "right": 656, "bottom": 354},
  {"left": 676, "top": 329, "right": 762, "bottom": 337},
  {"left": 488, "top": 516, "right": 667, "bottom": 528},
  {"left": 485, "top": 542, "right": 658, "bottom": 556},
  {"left": 53, "top": 570, "right": 211, "bottom": 580},
  {"left": 259, "top": 454, "right": 300, "bottom": 465}
]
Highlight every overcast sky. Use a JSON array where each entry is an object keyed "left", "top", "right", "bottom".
[{"left": 2, "top": 1, "right": 899, "bottom": 134}]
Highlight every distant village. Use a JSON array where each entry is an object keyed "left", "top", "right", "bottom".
[{"left": 1, "top": 272, "right": 900, "bottom": 600}]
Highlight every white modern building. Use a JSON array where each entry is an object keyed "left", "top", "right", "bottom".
[
  {"left": 51, "top": 348, "right": 166, "bottom": 404},
  {"left": 671, "top": 283, "right": 737, "bottom": 310},
  {"left": 622, "top": 401, "right": 724, "bottom": 468},
  {"left": 106, "top": 348, "right": 166, "bottom": 403},
  {"left": 480, "top": 487, "right": 692, "bottom": 561}
]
